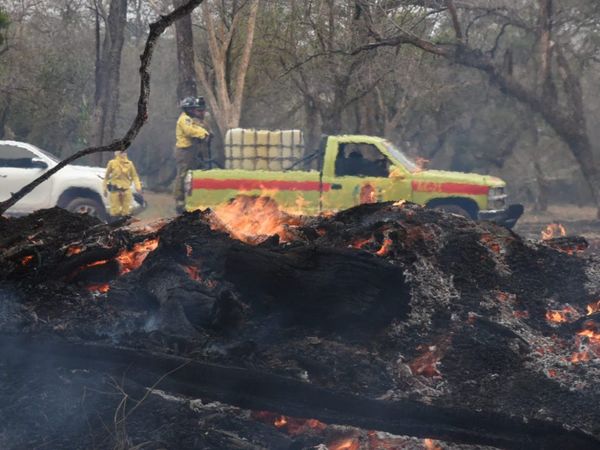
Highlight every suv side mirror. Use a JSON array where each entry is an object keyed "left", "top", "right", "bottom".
[{"left": 31, "top": 158, "right": 48, "bottom": 169}]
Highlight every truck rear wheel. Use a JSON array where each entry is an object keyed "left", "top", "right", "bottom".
[{"left": 64, "top": 197, "right": 107, "bottom": 221}]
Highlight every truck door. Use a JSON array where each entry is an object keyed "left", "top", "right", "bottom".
[
  {"left": 0, "top": 143, "right": 52, "bottom": 214},
  {"left": 320, "top": 141, "right": 411, "bottom": 211}
]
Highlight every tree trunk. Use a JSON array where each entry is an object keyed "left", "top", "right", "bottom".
[
  {"left": 90, "top": 0, "right": 128, "bottom": 166},
  {"left": 173, "top": 0, "right": 197, "bottom": 99}
]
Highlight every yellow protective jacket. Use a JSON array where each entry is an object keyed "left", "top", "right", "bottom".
[
  {"left": 104, "top": 154, "right": 142, "bottom": 191},
  {"left": 176, "top": 112, "right": 209, "bottom": 148}
]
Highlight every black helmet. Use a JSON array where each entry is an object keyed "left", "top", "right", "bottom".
[{"left": 180, "top": 96, "right": 206, "bottom": 111}]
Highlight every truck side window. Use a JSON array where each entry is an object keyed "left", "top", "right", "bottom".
[
  {"left": 0, "top": 145, "right": 36, "bottom": 168},
  {"left": 335, "top": 143, "right": 389, "bottom": 177}
]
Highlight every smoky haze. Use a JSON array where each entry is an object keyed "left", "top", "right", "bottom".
[{"left": 2, "top": 1, "right": 600, "bottom": 209}]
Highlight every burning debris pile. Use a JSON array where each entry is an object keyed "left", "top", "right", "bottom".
[{"left": 1, "top": 200, "right": 600, "bottom": 449}]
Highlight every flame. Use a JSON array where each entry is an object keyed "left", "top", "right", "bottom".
[
  {"left": 182, "top": 265, "right": 202, "bottom": 281},
  {"left": 577, "top": 329, "right": 600, "bottom": 343},
  {"left": 66, "top": 246, "right": 83, "bottom": 256},
  {"left": 545, "top": 306, "right": 579, "bottom": 323},
  {"left": 375, "top": 238, "right": 393, "bottom": 256},
  {"left": 251, "top": 411, "right": 327, "bottom": 436},
  {"left": 87, "top": 283, "right": 110, "bottom": 294},
  {"left": 274, "top": 416, "right": 287, "bottom": 428},
  {"left": 541, "top": 223, "right": 566, "bottom": 240},
  {"left": 352, "top": 237, "right": 372, "bottom": 249},
  {"left": 211, "top": 196, "right": 303, "bottom": 245},
  {"left": 328, "top": 438, "right": 360, "bottom": 450},
  {"left": 393, "top": 199, "right": 407, "bottom": 207},
  {"left": 586, "top": 300, "right": 600, "bottom": 315},
  {"left": 570, "top": 351, "right": 590, "bottom": 364},
  {"left": 20, "top": 255, "right": 34, "bottom": 266},
  {"left": 115, "top": 238, "right": 159, "bottom": 274},
  {"left": 423, "top": 438, "right": 442, "bottom": 450}
]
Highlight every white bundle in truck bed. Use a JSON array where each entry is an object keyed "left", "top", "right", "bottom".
[{"left": 224, "top": 129, "right": 304, "bottom": 171}]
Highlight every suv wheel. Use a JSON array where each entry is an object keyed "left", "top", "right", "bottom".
[{"left": 64, "top": 197, "right": 107, "bottom": 221}]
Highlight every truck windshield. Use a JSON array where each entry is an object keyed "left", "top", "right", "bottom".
[{"left": 383, "top": 140, "right": 418, "bottom": 173}]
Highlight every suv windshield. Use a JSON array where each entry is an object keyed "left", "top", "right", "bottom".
[{"left": 383, "top": 140, "right": 418, "bottom": 173}]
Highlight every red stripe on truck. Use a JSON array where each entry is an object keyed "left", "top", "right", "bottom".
[
  {"left": 412, "top": 181, "right": 489, "bottom": 196},
  {"left": 193, "top": 178, "right": 330, "bottom": 192}
]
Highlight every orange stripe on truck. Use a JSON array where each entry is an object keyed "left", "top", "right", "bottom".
[
  {"left": 412, "top": 181, "right": 489, "bottom": 196},
  {"left": 193, "top": 178, "right": 330, "bottom": 192}
]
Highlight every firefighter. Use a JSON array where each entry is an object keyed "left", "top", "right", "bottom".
[
  {"left": 174, "top": 96, "right": 211, "bottom": 213},
  {"left": 103, "top": 150, "right": 142, "bottom": 218}
]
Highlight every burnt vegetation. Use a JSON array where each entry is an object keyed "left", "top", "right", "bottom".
[{"left": 1, "top": 202, "right": 600, "bottom": 449}]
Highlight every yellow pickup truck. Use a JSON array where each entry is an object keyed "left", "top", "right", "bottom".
[{"left": 184, "top": 134, "right": 523, "bottom": 228}]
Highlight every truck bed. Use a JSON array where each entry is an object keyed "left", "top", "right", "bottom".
[{"left": 186, "top": 168, "right": 322, "bottom": 214}]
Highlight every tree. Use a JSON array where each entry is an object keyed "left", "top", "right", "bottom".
[
  {"left": 0, "top": 8, "right": 9, "bottom": 56},
  {"left": 173, "top": 0, "right": 198, "bottom": 99},
  {"left": 90, "top": 0, "right": 128, "bottom": 165},
  {"left": 355, "top": 0, "right": 600, "bottom": 216},
  {"left": 194, "top": 0, "right": 260, "bottom": 140}
]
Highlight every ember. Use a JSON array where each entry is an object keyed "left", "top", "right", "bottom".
[
  {"left": 182, "top": 264, "right": 201, "bottom": 281},
  {"left": 20, "top": 255, "right": 34, "bottom": 265},
  {"left": 2, "top": 205, "right": 600, "bottom": 449},
  {"left": 115, "top": 237, "right": 159, "bottom": 274},
  {"left": 86, "top": 283, "right": 110, "bottom": 294}
]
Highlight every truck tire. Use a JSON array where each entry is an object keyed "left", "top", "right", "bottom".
[{"left": 64, "top": 197, "right": 108, "bottom": 221}]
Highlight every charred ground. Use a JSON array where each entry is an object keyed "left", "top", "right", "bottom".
[{"left": 1, "top": 202, "right": 600, "bottom": 449}]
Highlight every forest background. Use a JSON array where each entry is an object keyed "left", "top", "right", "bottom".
[{"left": 2, "top": 0, "right": 600, "bottom": 212}]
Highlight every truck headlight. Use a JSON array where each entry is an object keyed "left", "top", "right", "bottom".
[
  {"left": 184, "top": 171, "right": 192, "bottom": 196},
  {"left": 487, "top": 187, "right": 506, "bottom": 210}
]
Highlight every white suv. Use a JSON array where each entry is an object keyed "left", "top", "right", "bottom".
[{"left": 0, "top": 140, "right": 144, "bottom": 220}]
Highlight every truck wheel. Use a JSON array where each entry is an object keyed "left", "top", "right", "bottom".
[
  {"left": 431, "top": 203, "right": 472, "bottom": 219},
  {"left": 64, "top": 197, "right": 108, "bottom": 221}
]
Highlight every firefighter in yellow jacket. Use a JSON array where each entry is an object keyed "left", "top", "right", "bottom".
[
  {"left": 174, "top": 96, "right": 211, "bottom": 213},
  {"left": 103, "top": 150, "right": 142, "bottom": 218}
]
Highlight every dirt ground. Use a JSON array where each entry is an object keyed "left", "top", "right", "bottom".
[{"left": 135, "top": 191, "right": 600, "bottom": 242}]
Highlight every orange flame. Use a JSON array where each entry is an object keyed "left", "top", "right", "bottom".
[
  {"left": 375, "top": 238, "right": 393, "bottom": 256},
  {"left": 586, "top": 300, "right": 600, "bottom": 315},
  {"left": 85, "top": 259, "right": 110, "bottom": 269},
  {"left": 570, "top": 351, "right": 590, "bottom": 364},
  {"left": 274, "top": 416, "right": 287, "bottom": 428},
  {"left": 541, "top": 223, "right": 566, "bottom": 241},
  {"left": 328, "top": 438, "right": 360, "bottom": 450},
  {"left": 212, "top": 196, "right": 303, "bottom": 245},
  {"left": 66, "top": 246, "right": 83, "bottom": 256},
  {"left": 87, "top": 283, "right": 110, "bottom": 294},
  {"left": 251, "top": 411, "right": 327, "bottom": 436},
  {"left": 115, "top": 238, "right": 159, "bottom": 274},
  {"left": 424, "top": 438, "right": 442, "bottom": 450},
  {"left": 545, "top": 306, "right": 579, "bottom": 323}
]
